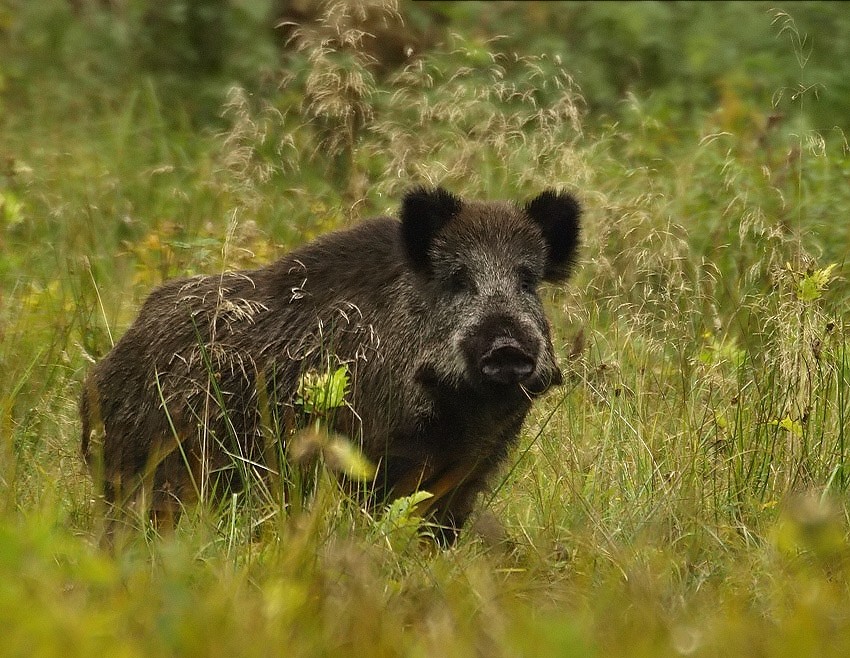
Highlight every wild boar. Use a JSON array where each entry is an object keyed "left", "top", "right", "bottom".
[{"left": 81, "top": 187, "right": 581, "bottom": 543}]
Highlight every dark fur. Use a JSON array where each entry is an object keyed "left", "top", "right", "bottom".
[{"left": 81, "top": 187, "right": 581, "bottom": 543}]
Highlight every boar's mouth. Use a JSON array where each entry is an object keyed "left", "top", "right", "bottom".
[
  {"left": 479, "top": 337, "right": 536, "bottom": 386},
  {"left": 520, "top": 363, "right": 563, "bottom": 396}
]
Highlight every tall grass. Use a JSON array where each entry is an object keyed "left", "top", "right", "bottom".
[{"left": 1, "top": 2, "right": 850, "bottom": 655}]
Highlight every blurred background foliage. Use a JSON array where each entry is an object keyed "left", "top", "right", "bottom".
[{"left": 2, "top": 0, "right": 849, "bottom": 132}]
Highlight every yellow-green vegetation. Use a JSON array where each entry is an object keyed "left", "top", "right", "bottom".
[{"left": 2, "top": 1, "right": 850, "bottom": 656}]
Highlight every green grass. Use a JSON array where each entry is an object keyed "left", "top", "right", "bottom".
[{"left": 2, "top": 2, "right": 850, "bottom": 656}]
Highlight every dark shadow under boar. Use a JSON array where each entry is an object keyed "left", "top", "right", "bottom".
[{"left": 80, "top": 187, "right": 581, "bottom": 543}]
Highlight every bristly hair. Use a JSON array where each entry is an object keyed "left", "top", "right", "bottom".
[
  {"left": 400, "top": 187, "right": 462, "bottom": 273},
  {"left": 524, "top": 190, "right": 581, "bottom": 282}
]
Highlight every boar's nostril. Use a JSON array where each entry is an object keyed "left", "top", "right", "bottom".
[{"left": 480, "top": 339, "right": 535, "bottom": 385}]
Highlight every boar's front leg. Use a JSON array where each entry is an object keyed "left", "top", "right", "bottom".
[{"left": 412, "top": 463, "right": 494, "bottom": 546}]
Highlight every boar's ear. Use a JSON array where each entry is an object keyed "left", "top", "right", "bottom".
[
  {"left": 401, "top": 186, "right": 462, "bottom": 272},
  {"left": 525, "top": 190, "right": 581, "bottom": 282}
]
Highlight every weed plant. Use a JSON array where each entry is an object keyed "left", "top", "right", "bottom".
[{"left": 1, "top": 2, "right": 850, "bottom": 656}]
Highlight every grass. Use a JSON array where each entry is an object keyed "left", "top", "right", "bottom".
[{"left": 2, "top": 2, "right": 850, "bottom": 656}]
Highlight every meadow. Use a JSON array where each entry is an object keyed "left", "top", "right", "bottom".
[{"left": 2, "top": 1, "right": 850, "bottom": 655}]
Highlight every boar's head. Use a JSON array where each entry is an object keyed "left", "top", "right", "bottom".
[{"left": 401, "top": 187, "right": 581, "bottom": 397}]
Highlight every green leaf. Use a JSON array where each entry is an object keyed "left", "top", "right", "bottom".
[
  {"left": 295, "top": 365, "right": 350, "bottom": 414},
  {"left": 795, "top": 263, "right": 837, "bottom": 302},
  {"left": 769, "top": 416, "right": 803, "bottom": 437},
  {"left": 374, "top": 491, "right": 434, "bottom": 552}
]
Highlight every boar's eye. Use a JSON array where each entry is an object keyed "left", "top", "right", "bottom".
[
  {"left": 517, "top": 266, "right": 538, "bottom": 295},
  {"left": 447, "top": 265, "right": 474, "bottom": 295}
]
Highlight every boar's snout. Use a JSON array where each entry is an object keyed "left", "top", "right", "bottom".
[
  {"left": 460, "top": 312, "right": 545, "bottom": 389},
  {"left": 479, "top": 337, "right": 535, "bottom": 385}
]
